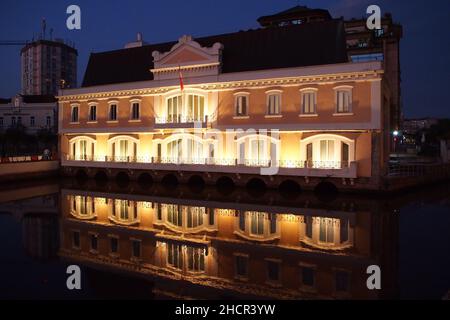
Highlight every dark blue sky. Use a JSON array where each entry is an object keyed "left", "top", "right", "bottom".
[{"left": 0, "top": 0, "right": 449, "bottom": 118}]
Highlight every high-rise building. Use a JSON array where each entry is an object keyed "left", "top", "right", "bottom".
[{"left": 21, "top": 39, "right": 78, "bottom": 95}]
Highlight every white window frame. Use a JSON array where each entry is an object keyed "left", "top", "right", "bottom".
[
  {"left": 234, "top": 92, "right": 250, "bottom": 118},
  {"left": 107, "top": 101, "right": 119, "bottom": 122},
  {"left": 265, "top": 90, "right": 282, "bottom": 117},
  {"left": 299, "top": 88, "right": 318, "bottom": 116},
  {"left": 129, "top": 99, "right": 141, "bottom": 121},
  {"left": 88, "top": 103, "right": 98, "bottom": 123},
  {"left": 333, "top": 85, "right": 353, "bottom": 115},
  {"left": 70, "top": 104, "right": 79, "bottom": 123}
]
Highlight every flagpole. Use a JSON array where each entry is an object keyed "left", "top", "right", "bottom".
[{"left": 178, "top": 64, "right": 184, "bottom": 123}]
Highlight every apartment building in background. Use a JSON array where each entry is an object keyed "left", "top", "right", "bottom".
[
  {"left": 21, "top": 39, "right": 78, "bottom": 95},
  {"left": 0, "top": 94, "right": 57, "bottom": 133},
  {"left": 57, "top": 6, "right": 402, "bottom": 191}
]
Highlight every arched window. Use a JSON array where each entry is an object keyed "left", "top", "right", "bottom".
[
  {"left": 300, "top": 134, "right": 354, "bottom": 169},
  {"left": 334, "top": 86, "right": 353, "bottom": 114},
  {"left": 236, "top": 134, "right": 280, "bottom": 167},
  {"left": 187, "top": 94, "right": 205, "bottom": 122},
  {"left": 234, "top": 92, "right": 249, "bottom": 116},
  {"left": 69, "top": 136, "right": 96, "bottom": 161},
  {"left": 167, "top": 95, "right": 182, "bottom": 122},
  {"left": 300, "top": 88, "right": 318, "bottom": 115},
  {"left": 107, "top": 135, "right": 139, "bottom": 162},
  {"left": 165, "top": 243, "right": 206, "bottom": 273},
  {"left": 158, "top": 134, "right": 210, "bottom": 164},
  {"left": 165, "top": 92, "right": 206, "bottom": 123},
  {"left": 301, "top": 216, "right": 353, "bottom": 250},
  {"left": 234, "top": 211, "right": 279, "bottom": 241},
  {"left": 109, "top": 199, "right": 139, "bottom": 225},
  {"left": 266, "top": 90, "right": 282, "bottom": 115},
  {"left": 70, "top": 195, "right": 96, "bottom": 220},
  {"left": 154, "top": 204, "right": 216, "bottom": 233}
]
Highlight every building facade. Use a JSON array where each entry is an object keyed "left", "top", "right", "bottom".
[
  {"left": 0, "top": 94, "right": 57, "bottom": 133},
  {"left": 21, "top": 39, "right": 78, "bottom": 95},
  {"left": 58, "top": 9, "right": 400, "bottom": 191}
]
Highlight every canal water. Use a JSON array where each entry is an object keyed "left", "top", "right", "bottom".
[{"left": 0, "top": 178, "right": 449, "bottom": 300}]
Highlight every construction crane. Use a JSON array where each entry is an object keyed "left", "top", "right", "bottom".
[{"left": 0, "top": 41, "right": 28, "bottom": 46}]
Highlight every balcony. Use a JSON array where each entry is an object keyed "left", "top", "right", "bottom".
[
  {"left": 154, "top": 111, "right": 217, "bottom": 129},
  {"left": 62, "top": 154, "right": 358, "bottom": 178}
]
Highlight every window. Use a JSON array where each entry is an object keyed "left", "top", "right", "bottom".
[
  {"left": 267, "top": 93, "right": 281, "bottom": 115},
  {"left": 187, "top": 207, "right": 204, "bottom": 228},
  {"left": 71, "top": 105, "right": 79, "bottom": 122},
  {"left": 89, "top": 105, "right": 97, "bottom": 121},
  {"left": 132, "top": 240, "right": 141, "bottom": 258},
  {"left": 305, "top": 216, "right": 313, "bottom": 238},
  {"left": 110, "top": 237, "right": 119, "bottom": 253},
  {"left": 167, "top": 204, "right": 182, "bottom": 227},
  {"left": 187, "top": 247, "right": 205, "bottom": 272},
  {"left": 301, "top": 266, "right": 315, "bottom": 287},
  {"left": 131, "top": 102, "right": 140, "bottom": 120},
  {"left": 187, "top": 94, "right": 205, "bottom": 122},
  {"left": 250, "top": 212, "right": 264, "bottom": 236},
  {"left": 235, "top": 94, "right": 248, "bottom": 116},
  {"left": 319, "top": 218, "right": 335, "bottom": 243},
  {"left": 109, "top": 104, "right": 117, "bottom": 121},
  {"left": 301, "top": 90, "right": 317, "bottom": 114},
  {"left": 167, "top": 243, "right": 183, "bottom": 269},
  {"left": 340, "top": 218, "right": 349, "bottom": 243},
  {"left": 46, "top": 116, "right": 51, "bottom": 127},
  {"left": 335, "top": 88, "right": 352, "bottom": 113},
  {"left": 11, "top": 117, "right": 16, "bottom": 126},
  {"left": 30, "top": 116, "right": 35, "bottom": 126},
  {"left": 235, "top": 255, "right": 248, "bottom": 278},
  {"left": 335, "top": 271, "right": 350, "bottom": 292},
  {"left": 90, "top": 234, "right": 98, "bottom": 251},
  {"left": 239, "top": 211, "right": 245, "bottom": 231},
  {"left": 267, "top": 260, "right": 280, "bottom": 282},
  {"left": 17, "top": 117, "right": 22, "bottom": 125},
  {"left": 167, "top": 96, "right": 182, "bottom": 122},
  {"left": 0, "top": 117, "right": 3, "bottom": 127},
  {"left": 320, "top": 140, "right": 335, "bottom": 163},
  {"left": 73, "top": 195, "right": 95, "bottom": 216},
  {"left": 72, "top": 231, "right": 80, "bottom": 249}
]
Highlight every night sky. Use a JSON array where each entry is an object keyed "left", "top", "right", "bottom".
[{"left": 0, "top": 0, "right": 449, "bottom": 118}]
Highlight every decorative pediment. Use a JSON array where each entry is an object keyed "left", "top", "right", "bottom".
[{"left": 151, "top": 35, "right": 223, "bottom": 81}]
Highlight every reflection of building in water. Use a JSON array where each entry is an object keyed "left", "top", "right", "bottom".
[
  {"left": 60, "top": 189, "right": 397, "bottom": 299},
  {"left": 0, "top": 191, "right": 59, "bottom": 260},
  {"left": 22, "top": 213, "right": 59, "bottom": 260}
]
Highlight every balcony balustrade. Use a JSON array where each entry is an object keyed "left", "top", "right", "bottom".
[{"left": 64, "top": 154, "right": 354, "bottom": 170}]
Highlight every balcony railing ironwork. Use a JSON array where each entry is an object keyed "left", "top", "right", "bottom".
[{"left": 64, "top": 154, "right": 350, "bottom": 170}]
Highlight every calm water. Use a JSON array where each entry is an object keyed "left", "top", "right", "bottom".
[{"left": 0, "top": 178, "right": 449, "bottom": 300}]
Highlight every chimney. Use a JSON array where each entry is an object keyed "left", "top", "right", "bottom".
[{"left": 124, "top": 32, "right": 147, "bottom": 49}]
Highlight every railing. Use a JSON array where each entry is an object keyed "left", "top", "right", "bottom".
[
  {"left": 155, "top": 115, "right": 209, "bottom": 124},
  {"left": 64, "top": 154, "right": 350, "bottom": 170},
  {"left": 1, "top": 154, "right": 57, "bottom": 163},
  {"left": 388, "top": 163, "right": 450, "bottom": 177}
]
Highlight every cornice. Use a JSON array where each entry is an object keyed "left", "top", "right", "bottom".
[{"left": 57, "top": 70, "right": 383, "bottom": 102}]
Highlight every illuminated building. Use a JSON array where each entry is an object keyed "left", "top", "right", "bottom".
[{"left": 58, "top": 7, "right": 401, "bottom": 191}]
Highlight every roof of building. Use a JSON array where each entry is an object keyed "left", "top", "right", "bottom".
[
  {"left": 0, "top": 98, "right": 11, "bottom": 104},
  {"left": 82, "top": 19, "right": 348, "bottom": 87},
  {"left": 21, "top": 95, "right": 57, "bottom": 103},
  {"left": 21, "top": 39, "right": 78, "bottom": 55},
  {"left": 0, "top": 95, "right": 57, "bottom": 104},
  {"left": 257, "top": 5, "right": 332, "bottom": 26}
]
